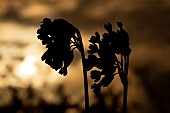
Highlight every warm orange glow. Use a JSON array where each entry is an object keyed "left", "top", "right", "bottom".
[
  {"left": 0, "top": 1, "right": 169, "bottom": 112},
  {"left": 16, "top": 55, "right": 36, "bottom": 79}
]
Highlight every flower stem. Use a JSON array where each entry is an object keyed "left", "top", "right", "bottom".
[
  {"left": 123, "top": 77, "right": 128, "bottom": 113},
  {"left": 122, "top": 55, "right": 129, "bottom": 113},
  {"left": 77, "top": 30, "right": 90, "bottom": 113},
  {"left": 80, "top": 49, "right": 90, "bottom": 113}
]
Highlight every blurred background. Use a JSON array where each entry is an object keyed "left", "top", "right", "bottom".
[{"left": 0, "top": 0, "right": 170, "bottom": 113}]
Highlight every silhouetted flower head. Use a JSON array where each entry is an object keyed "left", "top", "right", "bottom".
[
  {"left": 115, "top": 22, "right": 131, "bottom": 55},
  {"left": 86, "top": 22, "right": 131, "bottom": 93},
  {"left": 117, "top": 22, "right": 123, "bottom": 29},
  {"left": 37, "top": 18, "right": 80, "bottom": 76},
  {"left": 104, "top": 23, "right": 112, "bottom": 33}
]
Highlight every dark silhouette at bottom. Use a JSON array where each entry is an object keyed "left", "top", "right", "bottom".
[{"left": 0, "top": 85, "right": 125, "bottom": 113}]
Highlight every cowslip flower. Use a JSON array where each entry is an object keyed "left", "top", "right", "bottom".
[
  {"left": 86, "top": 22, "right": 131, "bottom": 93},
  {"left": 37, "top": 18, "right": 81, "bottom": 76},
  {"left": 37, "top": 18, "right": 90, "bottom": 113},
  {"left": 86, "top": 22, "right": 131, "bottom": 113}
]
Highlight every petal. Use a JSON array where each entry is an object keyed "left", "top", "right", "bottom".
[
  {"left": 91, "top": 83, "right": 101, "bottom": 94},
  {"left": 90, "top": 70, "right": 101, "bottom": 82},
  {"left": 42, "top": 18, "right": 52, "bottom": 23},
  {"left": 59, "top": 67, "right": 67, "bottom": 76},
  {"left": 100, "top": 74, "right": 115, "bottom": 87},
  {"left": 117, "top": 22, "right": 123, "bottom": 29},
  {"left": 41, "top": 50, "right": 50, "bottom": 61},
  {"left": 104, "top": 23, "right": 112, "bottom": 32}
]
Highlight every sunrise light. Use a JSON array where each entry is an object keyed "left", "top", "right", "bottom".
[{"left": 16, "top": 55, "right": 36, "bottom": 78}]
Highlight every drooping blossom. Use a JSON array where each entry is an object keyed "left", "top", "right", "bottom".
[{"left": 37, "top": 18, "right": 81, "bottom": 76}]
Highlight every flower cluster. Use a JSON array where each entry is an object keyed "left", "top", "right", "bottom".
[
  {"left": 86, "top": 22, "right": 131, "bottom": 93},
  {"left": 37, "top": 18, "right": 79, "bottom": 76}
]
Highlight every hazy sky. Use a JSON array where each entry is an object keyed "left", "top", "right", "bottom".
[{"left": 0, "top": 0, "right": 170, "bottom": 113}]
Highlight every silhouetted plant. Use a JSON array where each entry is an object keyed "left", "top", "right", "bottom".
[
  {"left": 86, "top": 22, "right": 131, "bottom": 113},
  {"left": 37, "top": 18, "right": 89, "bottom": 113},
  {"left": 37, "top": 18, "right": 131, "bottom": 113}
]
